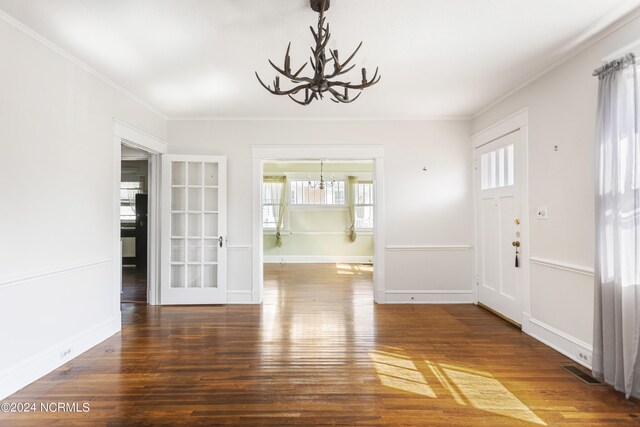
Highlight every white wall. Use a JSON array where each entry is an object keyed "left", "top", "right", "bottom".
[
  {"left": 0, "top": 16, "right": 165, "bottom": 398},
  {"left": 471, "top": 14, "right": 640, "bottom": 367},
  {"left": 168, "top": 119, "right": 474, "bottom": 303}
]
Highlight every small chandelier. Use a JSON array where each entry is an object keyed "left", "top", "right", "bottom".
[
  {"left": 255, "top": 0, "right": 381, "bottom": 105},
  {"left": 309, "top": 161, "right": 335, "bottom": 190}
]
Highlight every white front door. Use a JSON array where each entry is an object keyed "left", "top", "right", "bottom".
[
  {"left": 475, "top": 130, "right": 523, "bottom": 324},
  {"left": 161, "top": 155, "right": 227, "bottom": 304}
]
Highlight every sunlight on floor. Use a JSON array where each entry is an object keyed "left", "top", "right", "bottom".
[
  {"left": 335, "top": 264, "right": 374, "bottom": 275},
  {"left": 369, "top": 350, "right": 546, "bottom": 425},
  {"left": 369, "top": 351, "right": 436, "bottom": 398}
]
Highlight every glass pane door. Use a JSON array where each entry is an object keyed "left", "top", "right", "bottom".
[{"left": 162, "top": 155, "right": 226, "bottom": 304}]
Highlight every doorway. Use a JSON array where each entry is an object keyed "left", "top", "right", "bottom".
[
  {"left": 262, "top": 160, "right": 375, "bottom": 303},
  {"left": 251, "top": 145, "right": 386, "bottom": 304},
  {"left": 120, "top": 146, "right": 149, "bottom": 304},
  {"left": 474, "top": 129, "right": 526, "bottom": 325}
]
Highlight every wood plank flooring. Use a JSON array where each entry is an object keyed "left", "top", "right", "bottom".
[
  {"left": 1, "top": 263, "right": 639, "bottom": 425},
  {"left": 121, "top": 266, "right": 147, "bottom": 304}
]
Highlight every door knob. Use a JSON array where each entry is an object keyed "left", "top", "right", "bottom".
[{"left": 512, "top": 241, "right": 520, "bottom": 247}]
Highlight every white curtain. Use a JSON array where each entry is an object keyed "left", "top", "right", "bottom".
[
  {"left": 593, "top": 53, "right": 640, "bottom": 398},
  {"left": 264, "top": 176, "right": 287, "bottom": 247},
  {"left": 347, "top": 176, "right": 358, "bottom": 242}
]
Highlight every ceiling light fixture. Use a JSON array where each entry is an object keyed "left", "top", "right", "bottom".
[
  {"left": 255, "top": 0, "right": 381, "bottom": 105},
  {"left": 308, "top": 161, "right": 335, "bottom": 190}
]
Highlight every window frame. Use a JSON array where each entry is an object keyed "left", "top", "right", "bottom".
[
  {"left": 288, "top": 179, "right": 347, "bottom": 207},
  {"left": 120, "top": 180, "right": 143, "bottom": 224}
]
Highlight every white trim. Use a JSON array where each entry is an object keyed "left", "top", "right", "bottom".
[
  {"left": 252, "top": 145, "right": 386, "bottom": 304},
  {"left": 0, "top": 316, "right": 120, "bottom": 400},
  {"left": 264, "top": 255, "right": 373, "bottom": 264},
  {"left": 472, "top": 8, "right": 640, "bottom": 118},
  {"left": 226, "top": 290, "right": 253, "bottom": 304},
  {"left": 114, "top": 120, "right": 167, "bottom": 307},
  {"left": 113, "top": 136, "right": 123, "bottom": 315},
  {"left": 470, "top": 108, "right": 529, "bottom": 147},
  {"left": 146, "top": 155, "right": 161, "bottom": 306},
  {"left": 227, "top": 245, "right": 251, "bottom": 250},
  {"left": 0, "top": 10, "right": 167, "bottom": 120},
  {"left": 0, "top": 258, "right": 111, "bottom": 289},
  {"left": 114, "top": 120, "right": 167, "bottom": 155},
  {"left": 385, "top": 290, "right": 474, "bottom": 304},
  {"left": 386, "top": 245, "right": 472, "bottom": 251},
  {"left": 522, "top": 314, "right": 593, "bottom": 369},
  {"left": 529, "top": 256, "right": 595, "bottom": 277},
  {"left": 252, "top": 145, "right": 385, "bottom": 160},
  {"left": 169, "top": 116, "right": 472, "bottom": 122},
  {"left": 266, "top": 230, "right": 374, "bottom": 236}
]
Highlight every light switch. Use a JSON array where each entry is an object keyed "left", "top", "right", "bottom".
[{"left": 537, "top": 207, "right": 548, "bottom": 219}]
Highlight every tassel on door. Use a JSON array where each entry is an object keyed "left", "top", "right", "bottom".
[{"left": 512, "top": 240, "right": 520, "bottom": 268}]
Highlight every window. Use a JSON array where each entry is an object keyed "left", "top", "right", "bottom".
[
  {"left": 480, "top": 144, "right": 514, "bottom": 190},
  {"left": 290, "top": 180, "right": 346, "bottom": 205},
  {"left": 120, "top": 181, "right": 143, "bottom": 223},
  {"left": 354, "top": 182, "right": 374, "bottom": 229},
  {"left": 263, "top": 180, "right": 284, "bottom": 229}
]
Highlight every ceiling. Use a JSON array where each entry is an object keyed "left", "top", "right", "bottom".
[{"left": 1, "top": 0, "right": 639, "bottom": 119}]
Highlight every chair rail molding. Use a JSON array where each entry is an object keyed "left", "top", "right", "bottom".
[
  {"left": 529, "top": 256, "right": 594, "bottom": 276},
  {"left": 386, "top": 245, "right": 472, "bottom": 251}
]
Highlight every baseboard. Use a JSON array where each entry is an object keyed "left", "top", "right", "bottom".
[
  {"left": 263, "top": 255, "right": 373, "bottom": 264},
  {"left": 522, "top": 313, "right": 593, "bottom": 369},
  {"left": 0, "top": 316, "right": 121, "bottom": 400},
  {"left": 385, "top": 290, "right": 474, "bottom": 304},
  {"left": 226, "top": 290, "right": 254, "bottom": 304}
]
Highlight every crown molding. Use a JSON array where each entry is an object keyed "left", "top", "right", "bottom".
[
  {"left": 0, "top": 9, "right": 168, "bottom": 121},
  {"left": 168, "top": 115, "right": 472, "bottom": 122},
  {"left": 472, "top": 4, "right": 640, "bottom": 120}
]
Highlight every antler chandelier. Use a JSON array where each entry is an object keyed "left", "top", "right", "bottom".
[{"left": 255, "top": 0, "right": 381, "bottom": 105}]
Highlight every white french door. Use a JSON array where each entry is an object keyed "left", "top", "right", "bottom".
[
  {"left": 161, "top": 155, "right": 227, "bottom": 304},
  {"left": 475, "top": 130, "right": 524, "bottom": 324}
]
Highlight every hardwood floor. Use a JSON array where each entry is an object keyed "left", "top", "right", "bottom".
[
  {"left": 121, "top": 266, "right": 147, "bottom": 304},
  {"left": 1, "top": 263, "right": 639, "bottom": 425}
]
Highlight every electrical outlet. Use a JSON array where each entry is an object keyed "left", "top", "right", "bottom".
[
  {"left": 60, "top": 347, "right": 72, "bottom": 360},
  {"left": 536, "top": 207, "right": 548, "bottom": 219},
  {"left": 578, "top": 351, "right": 592, "bottom": 365}
]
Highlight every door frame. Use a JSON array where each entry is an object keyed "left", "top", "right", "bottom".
[
  {"left": 113, "top": 119, "right": 167, "bottom": 312},
  {"left": 251, "top": 145, "right": 386, "bottom": 304},
  {"left": 470, "top": 109, "right": 530, "bottom": 320}
]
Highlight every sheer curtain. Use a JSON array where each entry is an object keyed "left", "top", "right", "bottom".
[
  {"left": 347, "top": 176, "right": 358, "bottom": 242},
  {"left": 593, "top": 53, "right": 640, "bottom": 398},
  {"left": 264, "top": 176, "right": 287, "bottom": 247}
]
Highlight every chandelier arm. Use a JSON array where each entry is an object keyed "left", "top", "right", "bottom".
[
  {"left": 268, "top": 60, "right": 314, "bottom": 84},
  {"left": 284, "top": 42, "right": 292, "bottom": 74},
  {"left": 310, "top": 26, "right": 320, "bottom": 44},
  {"left": 325, "top": 64, "right": 356, "bottom": 79},
  {"left": 327, "top": 87, "right": 362, "bottom": 104},
  {"left": 288, "top": 93, "right": 314, "bottom": 106},
  {"left": 335, "top": 41, "right": 363, "bottom": 73},
  {"left": 329, "top": 67, "right": 381, "bottom": 89},
  {"left": 255, "top": 72, "right": 310, "bottom": 96},
  {"left": 292, "top": 62, "right": 308, "bottom": 78},
  {"left": 309, "top": 55, "right": 316, "bottom": 72}
]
